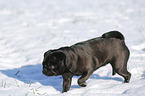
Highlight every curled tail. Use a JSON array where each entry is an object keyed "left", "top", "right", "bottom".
[{"left": 102, "top": 31, "right": 125, "bottom": 41}]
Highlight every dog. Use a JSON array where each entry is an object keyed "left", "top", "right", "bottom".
[{"left": 42, "top": 31, "right": 131, "bottom": 93}]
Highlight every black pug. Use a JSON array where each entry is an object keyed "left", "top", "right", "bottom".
[{"left": 42, "top": 31, "right": 131, "bottom": 93}]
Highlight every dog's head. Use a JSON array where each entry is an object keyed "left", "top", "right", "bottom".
[{"left": 42, "top": 50, "right": 66, "bottom": 76}]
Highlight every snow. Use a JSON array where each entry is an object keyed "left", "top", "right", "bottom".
[{"left": 0, "top": 0, "right": 145, "bottom": 96}]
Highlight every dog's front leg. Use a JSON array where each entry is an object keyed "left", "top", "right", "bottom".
[
  {"left": 62, "top": 73, "right": 73, "bottom": 93},
  {"left": 78, "top": 70, "right": 94, "bottom": 87}
]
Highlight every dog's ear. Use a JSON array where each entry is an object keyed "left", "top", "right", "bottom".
[
  {"left": 44, "top": 52, "right": 47, "bottom": 57},
  {"left": 44, "top": 50, "right": 52, "bottom": 57},
  {"left": 52, "top": 52, "right": 66, "bottom": 61},
  {"left": 52, "top": 52, "right": 66, "bottom": 74}
]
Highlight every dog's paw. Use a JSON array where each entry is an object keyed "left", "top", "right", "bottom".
[
  {"left": 124, "top": 73, "right": 131, "bottom": 83},
  {"left": 124, "top": 79, "right": 130, "bottom": 83},
  {"left": 78, "top": 82, "right": 87, "bottom": 87}
]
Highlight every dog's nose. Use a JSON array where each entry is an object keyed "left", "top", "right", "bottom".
[{"left": 49, "top": 65, "right": 54, "bottom": 69}]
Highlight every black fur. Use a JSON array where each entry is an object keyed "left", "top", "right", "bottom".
[{"left": 42, "top": 31, "right": 131, "bottom": 93}]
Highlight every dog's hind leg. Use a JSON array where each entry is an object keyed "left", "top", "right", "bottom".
[
  {"left": 111, "top": 58, "right": 131, "bottom": 83},
  {"left": 116, "top": 67, "right": 131, "bottom": 83}
]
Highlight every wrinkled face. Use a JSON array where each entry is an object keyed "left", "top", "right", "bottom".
[{"left": 42, "top": 51, "right": 65, "bottom": 76}]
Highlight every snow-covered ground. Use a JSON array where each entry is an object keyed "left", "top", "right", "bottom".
[{"left": 0, "top": 0, "right": 145, "bottom": 96}]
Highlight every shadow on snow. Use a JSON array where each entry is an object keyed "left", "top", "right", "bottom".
[{"left": 0, "top": 64, "right": 123, "bottom": 92}]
